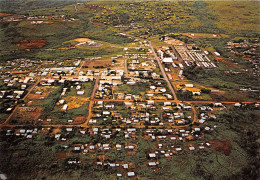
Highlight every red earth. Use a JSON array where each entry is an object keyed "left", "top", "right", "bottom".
[
  {"left": 0, "top": 13, "right": 12, "bottom": 17},
  {"left": 209, "top": 139, "right": 232, "bottom": 156},
  {"left": 15, "top": 40, "right": 47, "bottom": 49}
]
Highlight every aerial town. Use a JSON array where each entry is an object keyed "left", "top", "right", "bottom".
[{"left": 0, "top": 1, "right": 259, "bottom": 179}]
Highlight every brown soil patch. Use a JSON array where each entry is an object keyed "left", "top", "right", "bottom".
[
  {"left": 210, "top": 91, "right": 245, "bottom": 102},
  {"left": 74, "top": 38, "right": 91, "bottom": 43},
  {"left": 56, "top": 152, "right": 68, "bottom": 160},
  {"left": 0, "top": 114, "right": 9, "bottom": 124},
  {"left": 27, "top": 93, "right": 48, "bottom": 100},
  {"left": 209, "top": 139, "right": 232, "bottom": 156},
  {"left": 33, "top": 86, "right": 57, "bottom": 94},
  {"left": 165, "top": 39, "right": 185, "bottom": 46},
  {"left": 96, "top": 154, "right": 109, "bottom": 162},
  {"left": 210, "top": 52, "right": 239, "bottom": 68},
  {"left": 83, "top": 59, "right": 112, "bottom": 69},
  {"left": 69, "top": 115, "right": 86, "bottom": 125},
  {"left": 11, "top": 71, "right": 30, "bottom": 74},
  {"left": 15, "top": 40, "right": 47, "bottom": 49},
  {"left": 64, "top": 96, "right": 89, "bottom": 110},
  {"left": 92, "top": 22, "right": 102, "bottom": 26},
  {"left": 52, "top": 128, "right": 61, "bottom": 134},
  {"left": 11, "top": 106, "right": 42, "bottom": 124},
  {"left": 0, "top": 13, "right": 12, "bottom": 17}
]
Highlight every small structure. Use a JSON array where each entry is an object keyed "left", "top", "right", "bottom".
[
  {"left": 62, "top": 104, "right": 68, "bottom": 111},
  {"left": 127, "top": 172, "right": 135, "bottom": 177},
  {"left": 77, "top": 90, "right": 85, "bottom": 95},
  {"left": 162, "top": 58, "right": 173, "bottom": 64}
]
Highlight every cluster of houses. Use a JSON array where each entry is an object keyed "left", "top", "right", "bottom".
[
  {"left": 4, "top": 128, "right": 39, "bottom": 139},
  {"left": 89, "top": 101, "right": 192, "bottom": 126},
  {"left": 1, "top": 13, "right": 77, "bottom": 24},
  {"left": 95, "top": 70, "right": 124, "bottom": 99},
  {"left": 0, "top": 15, "right": 25, "bottom": 22},
  {"left": 1, "top": 58, "right": 41, "bottom": 76},
  {"left": 92, "top": 52, "right": 174, "bottom": 100},
  {"left": 27, "top": 15, "right": 76, "bottom": 21},
  {"left": 1, "top": 122, "right": 216, "bottom": 177},
  {"left": 126, "top": 54, "right": 157, "bottom": 72},
  {"left": 0, "top": 76, "right": 36, "bottom": 102},
  {"left": 227, "top": 40, "right": 259, "bottom": 77},
  {"left": 176, "top": 83, "right": 203, "bottom": 97},
  {"left": 125, "top": 53, "right": 161, "bottom": 79},
  {"left": 0, "top": 58, "right": 82, "bottom": 79},
  {"left": 28, "top": 15, "right": 76, "bottom": 24},
  {"left": 2, "top": 101, "right": 259, "bottom": 178}
]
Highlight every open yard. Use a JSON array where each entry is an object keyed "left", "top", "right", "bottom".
[
  {"left": 63, "top": 96, "right": 89, "bottom": 110},
  {"left": 82, "top": 58, "right": 124, "bottom": 70},
  {"left": 10, "top": 106, "right": 42, "bottom": 124},
  {"left": 83, "top": 59, "right": 112, "bottom": 69},
  {"left": 66, "top": 82, "right": 94, "bottom": 98}
]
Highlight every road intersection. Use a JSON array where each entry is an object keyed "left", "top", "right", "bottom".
[{"left": 1, "top": 42, "right": 259, "bottom": 129}]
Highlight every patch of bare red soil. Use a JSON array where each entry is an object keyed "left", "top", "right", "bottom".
[
  {"left": 209, "top": 139, "right": 232, "bottom": 156},
  {"left": 0, "top": 13, "right": 12, "bottom": 17},
  {"left": 15, "top": 40, "right": 47, "bottom": 49}
]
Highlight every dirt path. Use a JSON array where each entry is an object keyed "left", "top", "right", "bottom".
[
  {"left": 0, "top": 71, "right": 258, "bottom": 129},
  {"left": 74, "top": 61, "right": 84, "bottom": 78},
  {"left": 124, "top": 59, "right": 129, "bottom": 78},
  {"left": 74, "top": 4, "right": 79, "bottom": 12},
  {"left": 0, "top": 97, "right": 257, "bottom": 129},
  {"left": 90, "top": 76, "right": 100, "bottom": 100},
  {"left": 83, "top": 100, "right": 94, "bottom": 127}
]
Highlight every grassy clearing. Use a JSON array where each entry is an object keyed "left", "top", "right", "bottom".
[
  {"left": 67, "top": 82, "right": 94, "bottom": 98},
  {"left": 206, "top": 1, "right": 260, "bottom": 32},
  {"left": 114, "top": 83, "right": 148, "bottom": 95}
]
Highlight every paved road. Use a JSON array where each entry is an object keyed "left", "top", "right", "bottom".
[{"left": 149, "top": 41, "right": 178, "bottom": 101}]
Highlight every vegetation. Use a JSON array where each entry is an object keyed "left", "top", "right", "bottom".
[
  {"left": 115, "top": 82, "right": 148, "bottom": 95},
  {"left": 1, "top": 104, "right": 259, "bottom": 180},
  {"left": 183, "top": 64, "right": 259, "bottom": 101},
  {"left": 0, "top": 0, "right": 259, "bottom": 179}
]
